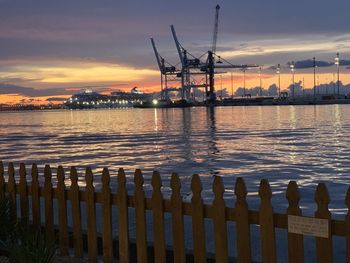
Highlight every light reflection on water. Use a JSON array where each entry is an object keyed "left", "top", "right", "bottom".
[{"left": 1, "top": 105, "right": 350, "bottom": 215}]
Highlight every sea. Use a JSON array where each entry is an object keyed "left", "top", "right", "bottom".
[{"left": 1, "top": 105, "right": 349, "bottom": 261}]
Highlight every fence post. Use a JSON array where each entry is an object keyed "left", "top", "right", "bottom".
[
  {"left": 102, "top": 167, "right": 113, "bottom": 262},
  {"left": 259, "top": 179, "right": 276, "bottom": 263},
  {"left": 70, "top": 166, "right": 83, "bottom": 258},
  {"left": 31, "top": 164, "right": 40, "bottom": 229},
  {"left": 7, "top": 162, "right": 16, "bottom": 219},
  {"left": 170, "top": 173, "right": 185, "bottom": 263},
  {"left": 44, "top": 165, "right": 54, "bottom": 243},
  {"left": 346, "top": 187, "right": 350, "bottom": 263},
  {"left": 234, "top": 177, "right": 251, "bottom": 263},
  {"left": 151, "top": 171, "right": 166, "bottom": 263},
  {"left": 212, "top": 176, "right": 228, "bottom": 262},
  {"left": 85, "top": 167, "right": 98, "bottom": 261},
  {"left": 315, "top": 183, "right": 332, "bottom": 263},
  {"left": 0, "top": 161, "right": 4, "bottom": 198},
  {"left": 19, "top": 163, "right": 29, "bottom": 225},
  {"left": 191, "top": 174, "right": 206, "bottom": 262},
  {"left": 117, "top": 168, "right": 130, "bottom": 262},
  {"left": 57, "top": 166, "right": 69, "bottom": 256},
  {"left": 286, "top": 181, "right": 304, "bottom": 263},
  {"left": 134, "top": 169, "right": 148, "bottom": 263}
]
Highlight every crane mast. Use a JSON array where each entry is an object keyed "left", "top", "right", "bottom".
[{"left": 211, "top": 5, "right": 220, "bottom": 54}]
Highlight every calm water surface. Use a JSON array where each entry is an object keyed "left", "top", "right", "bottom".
[{"left": 1, "top": 105, "right": 349, "bottom": 214}]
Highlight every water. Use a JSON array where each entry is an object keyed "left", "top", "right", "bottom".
[
  {"left": 1, "top": 105, "right": 349, "bottom": 261},
  {"left": 1, "top": 105, "right": 350, "bottom": 213}
]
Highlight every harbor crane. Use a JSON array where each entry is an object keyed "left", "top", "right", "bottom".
[
  {"left": 150, "top": 37, "right": 181, "bottom": 99},
  {"left": 211, "top": 4, "right": 220, "bottom": 54}
]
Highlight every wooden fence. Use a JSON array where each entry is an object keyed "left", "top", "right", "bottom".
[{"left": 0, "top": 161, "right": 350, "bottom": 263}]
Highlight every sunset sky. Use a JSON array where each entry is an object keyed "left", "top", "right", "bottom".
[{"left": 0, "top": 0, "right": 350, "bottom": 104}]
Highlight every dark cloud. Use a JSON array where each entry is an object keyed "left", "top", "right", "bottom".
[{"left": 0, "top": 83, "right": 74, "bottom": 96}]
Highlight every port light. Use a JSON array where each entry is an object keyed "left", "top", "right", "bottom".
[{"left": 152, "top": 99, "right": 158, "bottom": 105}]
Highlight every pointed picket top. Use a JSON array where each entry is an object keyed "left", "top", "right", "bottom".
[
  {"left": 170, "top": 173, "right": 181, "bottom": 193},
  {"left": 134, "top": 169, "right": 144, "bottom": 190},
  {"left": 151, "top": 171, "right": 162, "bottom": 191},
  {"left": 19, "top": 163, "right": 26, "bottom": 181},
  {"left": 191, "top": 174, "right": 202, "bottom": 199},
  {"left": 345, "top": 186, "right": 350, "bottom": 210},
  {"left": 31, "top": 163, "right": 38, "bottom": 182},
  {"left": 85, "top": 167, "right": 93, "bottom": 188},
  {"left": 117, "top": 168, "right": 126, "bottom": 185},
  {"left": 57, "top": 166, "right": 65, "bottom": 185},
  {"left": 213, "top": 176, "right": 224, "bottom": 198},
  {"left": 70, "top": 166, "right": 78, "bottom": 185},
  {"left": 102, "top": 167, "right": 110, "bottom": 187},
  {"left": 286, "top": 181, "right": 300, "bottom": 207},
  {"left": 235, "top": 177, "right": 247, "bottom": 199},
  {"left": 44, "top": 165, "right": 52, "bottom": 182},
  {"left": 8, "top": 162, "right": 15, "bottom": 180},
  {"left": 315, "top": 183, "right": 330, "bottom": 206},
  {"left": 259, "top": 179, "right": 272, "bottom": 201}
]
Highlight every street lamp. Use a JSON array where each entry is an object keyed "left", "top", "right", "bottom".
[
  {"left": 335, "top": 53, "right": 340, "bottom": 97},
  {"left": 259, "top": 66, "right": 262, "bottom": 96},
  {"left": 290, "top": 61, "right": 295, "bottom": 101},
  {"left": 276, "top": 64, "right": 281, "bottom": 98},
  {"left": 313, "top": 57, "right": 316, "bottom": 101}
]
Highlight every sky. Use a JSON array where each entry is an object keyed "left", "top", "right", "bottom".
[{"left": 0, "top": 0, "right": 350, "bottom": 104}]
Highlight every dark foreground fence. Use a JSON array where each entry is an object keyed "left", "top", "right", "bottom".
[{"left": 0, "top": 161, "right": 349, "bottom": 263}]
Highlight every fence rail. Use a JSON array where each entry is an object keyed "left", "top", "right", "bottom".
[{"left": 0, "top": 161, "right": 349, "bottom": 262}]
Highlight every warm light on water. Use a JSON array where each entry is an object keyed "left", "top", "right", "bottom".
[{"left": 0, "top": 105, "right": 349, "bottom": 214}]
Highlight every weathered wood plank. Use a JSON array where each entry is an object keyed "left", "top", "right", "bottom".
[
  {"left": 212, "top": 176, "right": 228, "bottom": 262},
  {"left": 134, "top": 169, "right": 148, "bottom": 263},
  {"left": 56, "top": 166, "right": 69, "bottom": 256},
  {"left": 7, "top": 162, "right": 16, "bottom": 219},
  {"left": 69, "top": 166, "right": 83, "bottom": 258},
  {"left": 191, "top": 174, "right": 206, "bottom": 262},
  {"left": 170, "top": 173, "right": 185, "bottom": 263},
  {"left": 117, "top": 168, "right": 130, "bottom": 262},
  {"left": 44, "top": 165, "right": 54, "bottom": 243},
  {"left": 286, "top": 181, "right": 304, "bottom": 263},
  {"left": 85, "top": 167, "right": 98, "bottom": 261},
  {"left": 19, "top": 163, "right": 29, "bottom": 225},
  {"left": 102, "top": 167, "right": 113, "bottom": 261},
  {"left": 31, "top": 163, "right": 41, "bottom": 229},
  {"left": 234, "top": 177, "right": 251, "bottom": 263},
  {"left": 259, "top": 179, "right": 276, "bottom": 263},
  {"left": 151, "top": 171, "right": 166, "bottom": 263},
  {"left": 315, "top": 183, "right": 332, "bottom": 263}
]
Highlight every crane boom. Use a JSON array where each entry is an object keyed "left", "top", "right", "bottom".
[
  {"left": 170, "top": 25, "right": 185, "bottom": 67},
  {"left": 150, "top": 38, "right": 163, "bottom": 73},
  {"left": 211, "top": 4, "right": 220, "bottom": 53}
]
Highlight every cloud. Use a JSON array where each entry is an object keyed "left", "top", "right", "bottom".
[{"left": 0, "top": 83, "right": 74, "bottom": 96}]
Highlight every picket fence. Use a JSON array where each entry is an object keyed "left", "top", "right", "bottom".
[{"left": 0, "top": 161, "right": 349, "bottom": 263}]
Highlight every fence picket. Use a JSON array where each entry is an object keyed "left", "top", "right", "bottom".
[
  {"left": 57, "top": 166, "right": 69, "bottom": 256},
  {"left": 191, "top": 174, "right": 206, "bottom": 262},
  {"left": 0, "top": 161, "right": 4, "bottom": 198},
  {"left": 286, "top": 181, "right": 304, "bottom": 263},
  {"left": 117, "top": 168, "right": 130, "bottom": 262},
  {"left": 7, "top": 162, "right": 16, "bottom": 219},
  {"left": 44, "top": 165, "right": 54, "bottom": 243},
  {"left": 315, "top": 183, "right": 332, "bottom": 263},
  {"left": 346, "top": 187, "right": 350, "bottom": 263},
  {"left": 134, "top": 169, "right": 148, "bottom": 263},
  {"left": 259, "top": 179, "right": 276, "bottom": 263},
  {"left": 234, "top": 177, "right": 251, "bottom": 263},
  {"left": 102, "top": 167, "right": 113, "bottom": 262},
  {"left": 70, "top": 166, "right": 83, "bottom": 258},
  {"left": 212, "top": 176, "right": 228, "bottom": 262},
  {"left": 151, "top": 171, "right": 166, "bottom": 263},
  {"left": 170, "top": 173, "right": 185, "bottom": 263},
  {"left": 31, "top": 164, "right": 40, "bottom": 229},
  {"left": 19, "top": 163, "right": 29, "bottom": 225},
  {"left": 85, "top": 167, "right": 98, "bottom": 261}
]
